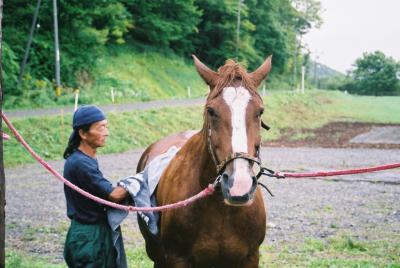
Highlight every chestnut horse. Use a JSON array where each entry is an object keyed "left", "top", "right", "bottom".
[{"left": 137, "top": 55, "right": 272, "bottom": 267}]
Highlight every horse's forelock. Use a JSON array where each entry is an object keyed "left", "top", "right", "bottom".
[
  {"left": 202, "top": 60, "right": 262, "bottom": 132},
  {"left": 207, "top": 60, "right": 257, "bottom": 101}
]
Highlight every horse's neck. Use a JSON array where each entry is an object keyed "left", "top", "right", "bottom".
[{"left": 179, "top": 130, "right": 218, "bottom": 187}]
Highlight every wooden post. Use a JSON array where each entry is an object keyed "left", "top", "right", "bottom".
[
  {"left": 53, "top": 0, "right": 61, "bottom": 94},
  {"left": 0, "top": 0, "right": 6, "bottom": 265},
  {"left": 236, "top": 0, "right": 242, "bottom": 60},
  {"left": 187, "top": 86, "right": 191, "bottom": 98},
  {"left": 18, "top": 0, "right": 42, "bottom": 85}
]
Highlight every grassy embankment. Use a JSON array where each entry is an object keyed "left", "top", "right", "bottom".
[
  {"left": 3, "top": 90, "right": 400, "bottom": 167},
  {"left": 4, "top": 44, "right": 295, "bottom": 110},
  {"left": 4, "top": 46, "right": 205, "bottom": 110}
]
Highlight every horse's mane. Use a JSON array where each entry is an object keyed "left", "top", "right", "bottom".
[{"left": 202, "top": 59, "right": 261, "bottom": 133}]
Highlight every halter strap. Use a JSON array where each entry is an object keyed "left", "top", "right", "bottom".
[
  {"left": 207, "top": 125, "right": 261, "bottom": 175},
  {"left": 216, "top": 152, "right": 260, "bottom": 175}
]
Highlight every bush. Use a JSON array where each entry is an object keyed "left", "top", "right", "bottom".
[{"left": 342, "top": 51, "right": 400, "bottom": 96}]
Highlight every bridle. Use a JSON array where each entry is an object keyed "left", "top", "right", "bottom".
[
  {"left": 207, "top": 121, "right": 276, "bottom": 196},
  {"left": 207, "top": 126, "right": 261, "bottom": 176},
  {"left": 207, "top": 120, "right": 271, "bottom": 176}
]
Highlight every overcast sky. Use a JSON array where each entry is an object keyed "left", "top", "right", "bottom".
[{"left": 303, "top": 0, "right": 400, "bottom": 73}]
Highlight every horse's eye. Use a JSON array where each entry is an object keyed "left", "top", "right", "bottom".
[
  {"left": 256, "top": 109, "right": 264, "bottom": 118},
  {"left": 207, "top": 107, "right": 218, "bottom": 118}
]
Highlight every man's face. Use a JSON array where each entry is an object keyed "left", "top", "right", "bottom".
[{"left": 81, "top": 120, "right": 109, "bottom": 148}]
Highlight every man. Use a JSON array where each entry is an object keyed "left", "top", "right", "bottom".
[{"left": 63, "top": 105, "right": 128, "bottom": 267}]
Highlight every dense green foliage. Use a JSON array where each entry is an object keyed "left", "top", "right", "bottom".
[
  {"left": 3, "top": 0, "right": 132, "bottom": 93},
  {"left": 3, "top": 0, "right": 321, "bottom": 103},
  {"left": 342, "top": 51, "right": 400, "bottom": 96}
]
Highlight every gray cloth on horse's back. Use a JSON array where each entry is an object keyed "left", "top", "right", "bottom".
[{"left": 107, "top": 146, "right": 180, "bottom": 266}]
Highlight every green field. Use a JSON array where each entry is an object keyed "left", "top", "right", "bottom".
[{"left": 3, "top": 90, "right": 400, "bottom": 167}]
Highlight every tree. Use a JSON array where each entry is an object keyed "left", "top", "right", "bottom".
[
  {"left": 123, "top": 0, "right": 201, "bottom": 54},
  {"left": 191, "top": 0, "right": 257, "bottom": 68},
  {"left": 3, "top": 0, "right": 133, "bottom": 89},
  {"left": 344, "top": 51, "right": 400, "bottom": 96},
  {"left": 0, "top": 0, "right": 5, "bottom": 265},
  {"left": 246, "top": 0, "right": 296, "bottom": 72}
]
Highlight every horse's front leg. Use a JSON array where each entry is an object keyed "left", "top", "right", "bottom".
[
  {"left": 238, "top": 250, "right": 260, "bottom": 268},
  {"left": 155, "top": 255, "right": 192, "bottom": 268}
]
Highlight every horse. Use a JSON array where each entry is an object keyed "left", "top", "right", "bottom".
[{"left": 136, "top": 54, "right": 272, "bottom": 267}]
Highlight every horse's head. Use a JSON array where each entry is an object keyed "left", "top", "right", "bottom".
[{"left": 193, "top": 55, "right": 272, "bottom": 206}]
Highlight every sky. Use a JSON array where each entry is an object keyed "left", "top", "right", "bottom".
[{"left": 303, "top": 0, "right": 400, "bottom": 73}]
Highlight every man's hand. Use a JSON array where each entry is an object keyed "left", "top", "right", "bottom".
[{"left": 108, "top": 186, "right": 128, "bottom": 203}]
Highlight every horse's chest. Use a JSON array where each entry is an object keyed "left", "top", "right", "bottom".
[
  {"left": 162, "top": 204, "right": 265, "bottom": 262},
  {"left": 191, "top": 232, "right": 249, "bottom": 261}
]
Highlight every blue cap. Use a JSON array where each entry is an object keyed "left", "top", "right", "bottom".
[{"left": 72, "top": 105, "right": 106, "bottom": 129}]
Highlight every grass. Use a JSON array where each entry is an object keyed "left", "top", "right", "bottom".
[
  {"left": 82, "top": 46, "right": 207, "bottom": 103},
  {"left": 3, "top": 46, "right": 208, "bottom": 110},
  {"left": 260, "top": 235, "right": 400, "bottom": 267},
  {"left": 3, "top": 90, "right": 400, "bottom": 167},
  {"left": 6, "top": 235, "right": 399, "bottom": 267},
  {"left": 3, "top": 106, "right": 203, "bottom": 167},
  {"left": 6, "top": 251, "right": 65, "bottom": 268}
]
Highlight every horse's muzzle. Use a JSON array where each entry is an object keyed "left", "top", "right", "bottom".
[{"left": 220, "top": 173, "right": 258, "bottom": 206}]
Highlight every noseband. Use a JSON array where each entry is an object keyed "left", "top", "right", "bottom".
[
  {"left": 207, "top": 119, "right": 274, "bottom": 196},
  {"left": 207, "top": 126, "right": 262, "bottom": 176}
]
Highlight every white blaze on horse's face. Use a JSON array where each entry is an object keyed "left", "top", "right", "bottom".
[{"left": 222, "top": 86, "right": 253, "bottom": 198}]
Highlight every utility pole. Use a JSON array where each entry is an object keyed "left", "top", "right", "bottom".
[
  {"left": 236, "top": 0, "right": 242, "bottom": 60},
  {"left": 53, "top": 0, "right": 61, "bottom": 96},
  {"left": 18, "top": 0, "right": 42, "bottom": 85},
  {"left": 0, "top": 0, "right": 5, "bottom": 266},
  {"left": 293, "top": 34, "right": 298, "bottom": 90}
]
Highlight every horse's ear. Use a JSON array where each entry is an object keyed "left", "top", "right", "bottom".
[
  {"left": 192, "top": 55, "right": 218, "bottom": 88},
  {"left": 249, "top": 55, "right": 272, "bottom": 89}
]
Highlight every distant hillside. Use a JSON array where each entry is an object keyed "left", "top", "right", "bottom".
[{"left": 308, "top": 61, "right": 344, "bottom": 79}]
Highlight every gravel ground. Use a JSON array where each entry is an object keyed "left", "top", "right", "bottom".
[{"left": 5, "top": 146, "right": 400, "bottom": 262}]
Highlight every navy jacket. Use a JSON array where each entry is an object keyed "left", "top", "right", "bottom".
[{"left": 63, "top": 150, "right": 114, "bottom": 223}]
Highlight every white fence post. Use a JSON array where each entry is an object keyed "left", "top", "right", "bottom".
[
  {"left": 74, "top": 89, "right": 79, "bottom": 111},
  {"left": 301, "top": 66, "right": 305, "bottom": 94},
  {"left": 111, "top": 87, "right": 115, "bottom": 103}
]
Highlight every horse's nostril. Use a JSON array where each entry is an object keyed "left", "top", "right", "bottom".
[
  {"left": 222, "top": 173, "right": 233, "bottom": 188},
  {"left": 252, "top": 176, "right": 258, "bottom": 187}
]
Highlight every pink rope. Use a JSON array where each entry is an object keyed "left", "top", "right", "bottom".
[
  {"left": 276, "top": 163, "right": 400, "bottom": 178},
  {"left": 1, "top": 113, "right": 215, "bottom": 212}
]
